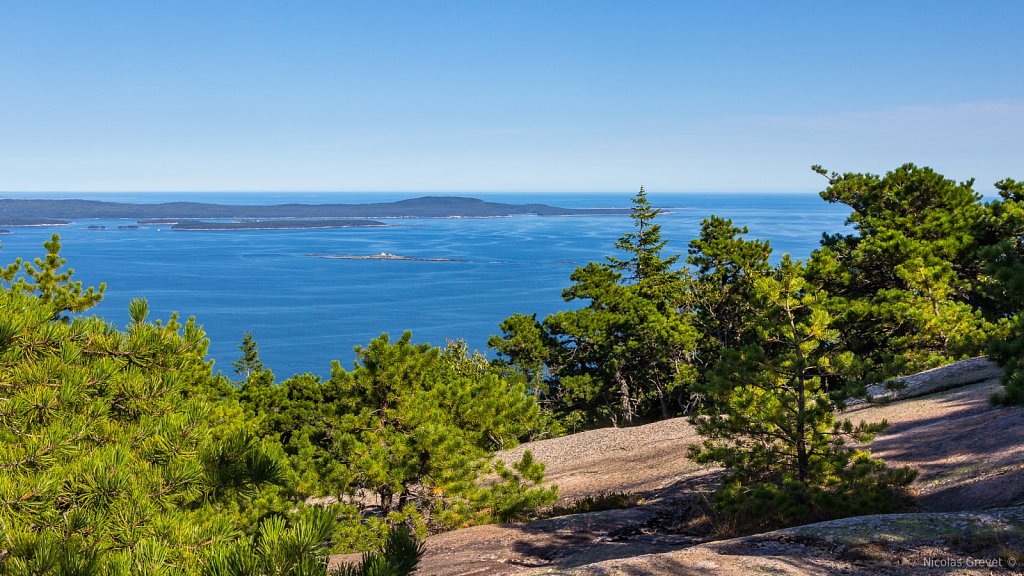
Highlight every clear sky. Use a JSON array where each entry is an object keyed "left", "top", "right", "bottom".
[{"left": 1, "top": 1, "right": 1021, "bottom": 193}]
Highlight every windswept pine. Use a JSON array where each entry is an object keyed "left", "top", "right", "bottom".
[{"left": 689, "top": 255, "right": 915, "bottom": 530}]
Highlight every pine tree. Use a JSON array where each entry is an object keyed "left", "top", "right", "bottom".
[
  {"left": 0, "top": 237, "right": 334, "bottom": 575},
  {"left": 686, "top": 216, "right": 772, "bottom": 374},
  {"left": 330, "top": 333, "right": 554, "bottom": 525},
  {"left": 487, "top": 313, "right": 553, "bottom": 403},
  {"left": 981, "top": 179, "right": 1024, "bottom": 404},
  {"left": 204, "top": 507, "right": 424, "bottom": 576},
  {"left": 810, "top": 164, "right": 993, "bottom": 379},
  {"left": 242, "top": 332, "right": 556, "bottom": 533},
  {"left": 690, "top": 256, "right": 914, "bottom": 530},
  {"left": 331, "top": 524, "right": 424, "bottom": 576},
  {"left": 11, "top": 233, "right": 105, "bottom": 318}
]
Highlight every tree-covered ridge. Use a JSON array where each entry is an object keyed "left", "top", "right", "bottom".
[{"left": 170, "top": 219, "right": 387, "bottom": 231}]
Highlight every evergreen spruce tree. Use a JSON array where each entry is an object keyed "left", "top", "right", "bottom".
[
  {"left": 233, "top": 331, "right": 266, "bottom": 380},
  {"left": 494, "top": 187, "right": 697, "bottom": 426},
  {"left": 690, "top": 256, "right": 914, "bottom": 530},
  {"left": 608, "top": 186, "right": 682, "bottom": 290}
]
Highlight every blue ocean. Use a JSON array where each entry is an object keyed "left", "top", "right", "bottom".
[{"left": 0, "top": 193, "right": 850, "bottom": 379}]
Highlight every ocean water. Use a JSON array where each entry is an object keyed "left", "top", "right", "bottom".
[{"left": 0, "top": 193, "right": 850, "bottom": 379}]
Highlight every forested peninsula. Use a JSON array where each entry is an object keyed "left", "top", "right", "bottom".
[{"left": 0, "top": 196, "right": 629, "bottom": 227}]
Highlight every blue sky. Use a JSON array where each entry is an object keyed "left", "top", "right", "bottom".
[{"left": 1, "top": 1, "right": 1021, "bottom": 193}]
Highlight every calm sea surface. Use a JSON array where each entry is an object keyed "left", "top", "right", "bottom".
[{"left": 0, "top": 193, "right": 850, "bottom": 378}]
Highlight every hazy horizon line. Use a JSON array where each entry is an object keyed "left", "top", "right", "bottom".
[{"left": 1, "top": 188, "right": 823, "bottom": 196}]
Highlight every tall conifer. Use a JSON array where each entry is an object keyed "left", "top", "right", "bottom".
[{"left": 495, "top": 186, "right": 697, "bottom": 426}]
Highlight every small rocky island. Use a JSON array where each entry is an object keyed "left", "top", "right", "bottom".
[{"left": 307, "top": 252, "right": 467, "bottom": 262}]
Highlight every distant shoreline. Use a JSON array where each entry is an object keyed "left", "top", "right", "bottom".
[
  {"left": 0, "top": 196, "right": 631, "bottom": 227},
  {"left": 170, "top": 219, "right": 387, "bottom": 231},
  {"left": 0, "top": 220, "right": 70, "bottom": 228}
]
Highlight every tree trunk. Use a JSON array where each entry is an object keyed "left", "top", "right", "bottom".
[
  {"left": 657, "top": 384, "right": 669, "bottom": 420},
  {"left": 796, "top": 374, "right": 809, "bottom": 484},
  {"left": 615, "top": 370, "right": 633, "bottom": 425},
  {"left": 789, "top": 301, "right": 810, "bottom": 485}
]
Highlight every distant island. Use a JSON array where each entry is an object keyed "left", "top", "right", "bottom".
[
  {"left": 0, "top": 196, "right": 629, "bottom": 227},
  {"left": 307, "top": 252, "right": 467, "bottom": 262},
  {"left": 0, "top": 215, "right": 69, "bottom": 227},
  {"left": 172, "top": 219, "right": 387, "bottom": 231}
]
